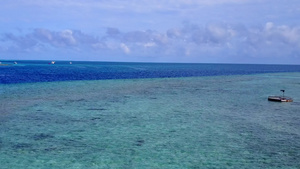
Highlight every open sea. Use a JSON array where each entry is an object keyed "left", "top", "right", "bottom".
[{"left": 1, "top": 60, "right": 300, "bottom": 168}]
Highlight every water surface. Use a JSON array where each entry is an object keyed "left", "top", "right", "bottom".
[{"left": 1, "top": 70, "right": 299, "bottom": 168}]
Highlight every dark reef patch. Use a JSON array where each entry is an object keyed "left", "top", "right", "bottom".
[
  {"left": 135, "top": 139, "right": 145, "bottom": 146},
  {"left": 91, "top": 117, "right": 102, "bottom": 120},
  {"left": 87, "top": 108, "right": 107, "bottom": 111},
  {"left": 32, "top": 133, "right": 55, "bottom": 140},
  {"left": 12, "top": 143, "right": 33, "bottom": 150}
]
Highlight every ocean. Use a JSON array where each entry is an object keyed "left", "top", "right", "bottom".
[
  {"left": 1, "top": 60, "right": 300, "bottom": 84},
  {"left": 1, "top": 61, "right": 300, "bottom": 168}
]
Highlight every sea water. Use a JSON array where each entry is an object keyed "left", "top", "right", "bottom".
[{"left": 0, "top": 61, "right": 300, "bottom": 168}]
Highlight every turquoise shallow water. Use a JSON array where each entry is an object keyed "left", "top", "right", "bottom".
[{"left": 0, "top": 73, "right": 300, "bottom": 168}]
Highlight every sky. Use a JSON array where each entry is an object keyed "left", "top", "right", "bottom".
[{"left": 0, "top": 0, "right": 300, "bottom": 64}]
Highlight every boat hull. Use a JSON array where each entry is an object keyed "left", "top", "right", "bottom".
[{"left": 268, "top": 96, "right": 293, "bottom": 102}]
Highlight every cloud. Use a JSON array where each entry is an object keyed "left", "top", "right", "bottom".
[
  {"left": 33, "top": 29, "right": 99, "bottom": 47},
  {"left": 0, "top": 28, "right": 103, "bottom": 54},
  {"left": 1, "top": 22, "right": 300, "bottom": 63},
  {"left": 182, "top": 23, "right": 236, "bottom": 45},
  {"left": 1, "top": 33, "right": 39, "bottom": 52},
  {"left": 263, "top": 22, "right": 300, "bottom": 45},
  {"left": 34, "top": 29, "right": 76, "bottom": 47},
  {"left": 106, "top": 28, "right": 121, "bottom": 37},
  {"left": 120, "top": 43, "right": 130, "bottom": 54}
]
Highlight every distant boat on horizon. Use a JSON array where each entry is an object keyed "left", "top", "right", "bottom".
[{"left": 49, "top": 61, "right": 55, "bottom": 64}]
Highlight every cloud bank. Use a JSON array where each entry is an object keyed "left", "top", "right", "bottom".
[
  {"left": 1, "top": 0, "right": 300, "bottom": 63},
  {"left": 1, "top": 22, "right": 300, "bottom": 64}
]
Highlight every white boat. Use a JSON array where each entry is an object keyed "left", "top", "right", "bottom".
[{"left": 51, "top": 61, "right": 55, "bottom": 64}]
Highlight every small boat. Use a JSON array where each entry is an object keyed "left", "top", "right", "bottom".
[
  {"left": 268, "top": 90, "right": 293, "bottom": 102},
  {"left": 268, "top": 96, "right": 293, "bottom": 102},
  {"left": 51, "top": 61, "right": 55, "bottom": 64},
  {"left": 14, "top": 61, "right": 18, "bottom": 64}
]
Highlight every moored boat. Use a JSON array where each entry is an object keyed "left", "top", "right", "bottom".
[
  {"left": 268, "top": 90, "right": 293, "bottom": 102},
  {"left": 268, "top": 96, "right": 293, "bottom": 102}
]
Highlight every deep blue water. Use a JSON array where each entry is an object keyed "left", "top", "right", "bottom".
[{"left": 1, "top": 60, "right": 300, "bottom": 84}]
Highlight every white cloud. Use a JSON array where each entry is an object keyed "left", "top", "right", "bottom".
[
  {"left": 206, "top": 24, "right": 235, "bottom": 43},
  {"left": 120, "top": 43, "right": 130, "bottom": 54},
  {"left": 263, "top": 22, "right": 300, "bottom": 45},
  {"left": 55, "top": 30, "right": 76, "bottom": 46}
]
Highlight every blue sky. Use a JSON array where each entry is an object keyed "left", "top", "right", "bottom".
[{"left": 1, "top": 0, "right": 300, "bottom": 64}]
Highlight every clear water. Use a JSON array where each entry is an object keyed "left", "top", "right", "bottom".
[{"left": 0, "top": 62, "right": 300, "bottom": 168}]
